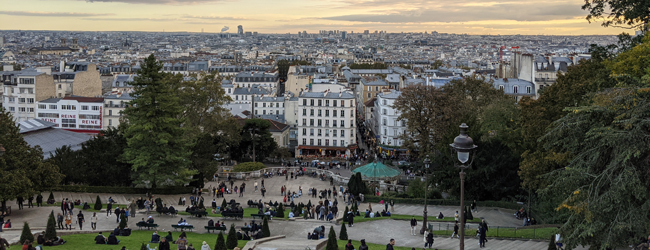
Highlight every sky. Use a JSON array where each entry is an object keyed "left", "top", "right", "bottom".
[{"left": 0, "top": 0, "right": 623, "bottom": 35}]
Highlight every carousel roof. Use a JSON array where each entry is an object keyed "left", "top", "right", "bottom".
[{"left": 352, "top": 161, "right": 401, "bottom": 178}]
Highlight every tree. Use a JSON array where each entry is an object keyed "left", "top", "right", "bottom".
[
  {"left": 541, "top": 87, "right": 650, "bottom": 249},
  {"left": 277, "top": 59, "right": 290, "bottom": 81},
  {"left": 347, "top": 172, "right": 368, "bottom": 196},
  {"left": 326, "top": 226, "right": 338, "bottom": 250},
  {"left": 394, "top": 84, "right": 460, "bottom": 158},
  {"left": 231, "top": 119, "right": 278, "bottom": 162},
  {"left": 339, "top": 223, "right": 348, "bottom": 240},
  {"left": 0, "top": 109, "right": 63, "bottom": 211},
  {"left": 119, "top": 213, "right": 127, "bottom": 230},
  {"left": 548, "top": 234, "right": 556, "bottom": 250},
  {"left": 226, "top": 223, "right": 238, "bottom": 249},
  {"left": 431, "top": 60, "right": 444, "bottom": 69},
  {"left": 123, "top": 54, "right": 194, "bottom": 187},
  {"left": 198, "top": 198, "right": 205, "bottom": 209},
  {"left": 221, "top": 199, "right": 227, "bottom": 212},
  {"left": 20, "top": 222, "right": 34, "bottom": 244},
  {"left": 215, "top": 232, "right": 226, "bottom": 250},
  {"left": 276, "top": 203, "right": 285, "bottom": 218},
  {"left": 94, "top": 195, "right": 102, "bottom": 210},
  {"left": 262, "top": 217, "right": 270, "bottom": 237},
  {"left": 45, "top": 211, "right": 57, "bottom": 241},
  {"left": 582, "top": 0, "right": 650, "bottom": 29}
]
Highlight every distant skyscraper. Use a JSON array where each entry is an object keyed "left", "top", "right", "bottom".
[
  {"left": 238, "top": 25, "right": 243, "bottom": 35},
  {"left": 341, "top": 31, "right": 346, "bottom": 40},
  {"left": 364, "top": 30, "right": 369, "bottom": 35}
]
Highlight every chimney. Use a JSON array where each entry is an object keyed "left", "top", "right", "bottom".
[{"left": 59, "top": 61, "right": 65, "bottom": 73}]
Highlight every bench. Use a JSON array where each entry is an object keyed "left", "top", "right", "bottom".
[
  {"left": 157, "top": 208, "right": 178, "bottom": 216},
  {"left": 247, "top": 200, "right": 260, "bottom": 208},
  {"left": 188, "top": 211, "right": 208, "bottom": 218},
  {"left": 204, "top": 226, "right": 227, "bottom": 233},
  {"left": 171, "top": 225, "right": 194, "bottom": 231},
  {"left": 221, "top": 211, "right": 244, "bottom": 220},
  {"left": 250, "top": 214, "right": 270, "bottom": 220},
  {"left": 136, "top": 222, "right": 159, "bottom": 230}
]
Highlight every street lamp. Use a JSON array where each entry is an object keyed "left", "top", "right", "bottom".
[
  {"left": 420, "top": 155, "right": 431, "bottom": 234},
  {"left": 449, "top": 123, "right": 477, "bottom": 250},
  {"left": 248, "top": 128, "right": 257, "bottom": 162}
]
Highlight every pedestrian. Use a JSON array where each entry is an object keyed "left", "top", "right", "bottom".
[
  {"left": 27, "top": 196, "right": 34, "bottom": 208},
  {"left": 410, "top": 216, "right": 417, "bottom": 235},
  {"left": 425, "top": 230, "right": 434, "bottom": 248},
  {"left": 472, "top": 200, "right": 477, "bottom": 213},
  {"left": 77, "top": 211, "right": 85, "bottom": 230},
  {"left": 384, "top": 200, "right": 388, "bottom": 212},
  {"left": 65, "top": 213, "right": 72, "bottom": 230},
  {"left": 479, "top": 225, "right": 487, "bottom": 248},
  {"left": 130, "top": 201, "right": 137, "bottom": 218},
  {"left": 61, "top": 199, "right": 67, "bottom": 215},
  {"left": 254, "top": 181, "right": 258, "bottom": 192},
  {"left": 0, "top": 236, "right": 9, "bottom": 250},
  {"left": 90, "top": 212, "right": 98, "bottom": 230},
  {"left": 451, "top": 221, "right": 459, "bottom": 238},
  {"left": 36, "top": 194, "right": 43, "bottom": 207},
  {"left": 454, "top": 211, "right": 459, "bottom": 222},
  {"left": 390, "top": 200, "right": 395, "bottom": 212},
  {"left": 16, "top": 196, "right": 23, "bottom": 210},
  {"left": 261, "top": 179, "right": 264, "bottom": 187},
  {"left": 107, "top": 201, "right": 113, "bottom": 217},
  {"left": 115, "top": 206, "right": 121, "bottom": 223},
  {"left": 386, "top": 239, "right": 395, "bottom": 250},
  {"left": 57, "top": 213, "right": 64, "bottom": 230},
  {"left": 347, "top": 212, "right": 354, "bottom": 227},
  {"left": 67, "top": 201, "right": 74, "bottom": 215}
]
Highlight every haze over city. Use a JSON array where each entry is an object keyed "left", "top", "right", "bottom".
[{"left": 0, "top": 0, "right": 623, "bottom": 35}]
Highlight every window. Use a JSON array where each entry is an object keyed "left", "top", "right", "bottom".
[
  {"left": 333, "top": 101, "right": 337, "bottom": 107},
  {"left": 303, "top": 138, "right": 307, "bottom": 145},
  {"left": 310, "top": 129, "right": 314, "bottom": 136},
  {"left": 310, "top": 99, "right": 314, "bottom": 106},
  {"left": 382, "top": 109, "right": 386, "bottom": 115},
  {"left": 37, "top": 113, "right": 59, "bottom": 118},
  {"left": 263, "top": 110, "right": 266, "bottom": 115},
  {"left": 333, "top": 130, "right": 337, "bottom": 137},
  {"left": 326, "top": 120, "right": 330, "bottom": 127},
  {"left": 79, "top": 114, "right": 101, "bottom": 119},
  {"left": 341, "top": 120, "right": 344, "bottom": 127},
  {"left": 303, "top": 109, "right": 307, "bottom": 116},
  {"left": 302, "top": 119, "right": 306, "bottom": 125},
  {"left": 263, "top": 103, "right": 267, "bottom": 107},
  {"left": 316, "top": 139, "right": 321, "bottom": 146},
  {"left": 341, "top": 100, "right": 344, "bottom": 106},
  {"left": 341, "top": 140, "right": 345, "bottom": 146},
  {"left": 513, "top": 85, "right": 519, "bottom": 94},
  {"left": 383, "top": 118, "right": 387, "bottom": 125},
  {"left": 303, "top": 99, "right": 307, "bottom": 106},
  {"left": 109, "top": 110, "right": 113, "bottom": 116},
  {"left": 38, "top": 104, "right": 46, "bottom": 109},
  {"left": 310, "top": 119, "right": 314, "bottom": 126},
  {"left": 310, "top": 109, "right": 314, "bottom": 116},
  {"left": 341, "top": 130, "right": 345, "bottom": 137},
  {"left": 527, "top": 86, "right": 532, "bottom": 94},
  {"left": 318, "top": 129, "right": 322, "bottom": 136},
  {"left": 368, "top": 86, "right": 371, "bottom": 91},
  {"left": 325, "top": 139, "right": 329, "bottom": 146},
  {"left": 333, "top": 120, "right": 337, "bottom": 127},
  {"left": 394, "top": 129, "right": 397, "bottom": 136},
  {"left": 383, "top": 100, "right": 386, "bottom": 105},
  {"left": 18, "top": 98, "right": 25, "bottom": 103},
  {"left": 333, "top": 110, "right": 337, "bottom": 117},
  {"left": 255, "top": 103, "right": 258, "bottom": 107},
  {"left": 109, "top": 119, "right": 112, "bottom": 126},
  {"left": 333, "top": 140, "right": 337, "bottom": 146},
  {"left": 317, "top": 110, "right": 322, "bottom": 116},
  {"left": 25, "top": 98, "right": 33, "bottom": 103},
  {"left": 341, "top": 110, "right": 345, "bottom": 117},
  {"left": 9, "top": 107, "right": 15, "bottom": 112},
  {"left": 310, "top": 139, "right": 314, "bottom": 145},
  {"left": 50, "top": 105, "right": 57, "bottom": 109},
  {"left": 499, "top": 85, "right": 504, "bottom": 91},
  {"left": 82, "top": 106, "right": 89, "bottom": 110},
  {"left": 58, "top": 85, "right": 62, "bottom": 89},
  {"left": 325, "top": 100, "right": 329, "bottom": 106},
  {"left": 367, "top": 93, "right": 371, "bottom": 98},
  {"left": 61, "top": 119, "right": 76, "bottom": 128},
  {"left": 325, "top": 110, "right": 329, "bottom": 117},
  {"left": 302, "top": 128, "right": 306, "bottom": 135},
  {"left": 318, "top": 100, "right": 322, "bottom": 106},
  {"left": 318, "top": 119, "right": 322, "bottom": 126}
]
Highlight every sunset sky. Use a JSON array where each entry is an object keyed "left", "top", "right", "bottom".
[{"left": 0, "top": 0, "right": 622, "bottom": 35}]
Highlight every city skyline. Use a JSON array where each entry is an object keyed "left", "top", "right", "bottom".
[{"left": 0, "top": 0, "right": 629, "bottom": 35}]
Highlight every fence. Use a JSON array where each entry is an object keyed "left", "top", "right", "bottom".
[
  {"left": 218, "top": 166, "right": 351, "bottom": 185},
  {"left": 428, "top": 222, "right": 556, "bottom": 240}
]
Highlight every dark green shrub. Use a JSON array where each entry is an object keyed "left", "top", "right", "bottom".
[
  {"left": 342, "top": 206, "right": 349, "bottom": 222},
  {"left": 119, "top": 213, "right": 127, "bottom": 230},
  {"left": 339, "top": 223, "right": 348, "bottom": 240},
  {"left": 326, "top": 226, "right": 338, "bottom": 250},
  {"left": 215, "top": 232, "right": 226, "bottom": 250},
  {"left": 276, "top": 203, "right": 285, "bottom": 218},
  {"left": 93, "top": 195, "right": 102, "bottom": 210},
  {"left": 45, "top": 211, "right": 57, "bottom": 241},
  {"left": 262, "top": 217, "right": 270, "bottom": 237},
  {"left": 226, "top": 223, "right": 238, "bottom": 249},
  {"left": 20, "top": 222, "right": 34, "bottom": 244}
]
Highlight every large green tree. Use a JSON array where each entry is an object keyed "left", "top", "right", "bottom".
[
  {"left": 123, "top": 54, "right": 194, "bottom": 187},
  {"left": 582, "top": 0, "right": 650, "bottom": 29},
  {"left": 0, "top": 110, "right": 63, "bottom": 211},
  {"left": 541, "top": 87, "right": 650, "bottom": 249},
  {"left": 231, "top": 119, "right": 277, "bottom": 162}
]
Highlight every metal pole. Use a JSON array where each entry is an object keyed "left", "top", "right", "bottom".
[
  {"left": 459, "top": 170, "right": 466, "bottom": 250},
  {"left": 252, "top": 131, "right": 256, "bottom": 162},
  {"left": 421, "top": 180, "right": 428, "bottom": 234}
]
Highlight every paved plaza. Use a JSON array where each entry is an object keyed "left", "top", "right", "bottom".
[{"left": 0, "top": 169, "right": 581, "bottom": 250}]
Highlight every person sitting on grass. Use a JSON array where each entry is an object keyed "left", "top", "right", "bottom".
[
  {"left": 107, "top": 232, "right": 120, "bottom": 245},
  {"left": 95, "top": 232, "right": 107, "bottom": 244},
  {"left": 165, "top": 232, "right": 173, "bottom": 243},
  {"left": 151, "top": 231, "right": 160, "bottom": 243},
  {"left": 159, "top": 237, "right": 170, "bottom": 250},
  {"left": 437, "top": 212, "right": 444, "bottom": 219}
]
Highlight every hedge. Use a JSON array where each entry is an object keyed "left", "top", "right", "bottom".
[
  {"left": 232, "top": 162, "right": 265, "bottom": 172},
  {"left": 364, "top": 196, "right": 521, "bottom": 210},
  {"left": 51, "top": 185, "right": 194, "bottom": 195}
]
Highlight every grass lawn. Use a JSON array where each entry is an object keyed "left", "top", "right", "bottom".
[
  {"left": 351, "top": 214, "right": 481, "bottom": 224},
  {"left": 10, "top": 230, "right": 249, "bottom": 250},
  {"left": 178, "top": 207, "right": 260, "bottom": 218},
  {"left": 337, "top": 239, "right": 428, "bottom": 250},
  {"left": 430, "top": 227, "right": 557, "bottom": 240}
]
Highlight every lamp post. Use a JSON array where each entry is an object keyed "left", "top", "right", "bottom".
[
  {"left": 249, "top": 128, "right": 257, "bottom": 162},
  {"left": 420, "top": 155, "right": 431, "bottom": 234},
  {"left": 449, "top": 123, "right": 477, "bottom": 250}
]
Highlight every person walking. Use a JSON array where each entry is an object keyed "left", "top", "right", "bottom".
[
  {"left": 390, "top": 200, "right": 395, "bottom": 212},
  {"left": 454, "top": 211, "right": 459, "bottom": 222},
  {"left": 130, "top": 201, "right": 137, "bottom": 218},
  {"left": 106, "top": 201, "right": 113, "bottom": 217},
  {"left": 471, "top": 200, "right": 477, "bottom": 213},
  {"left": 61, "top": 199, "right": 67, "bottom": 216},
  {"left": 425, "top": 230, "right": 434, "bottom": 248},
  {"left": 65, "top": 213, "right": 72, "bottom": 230},
  {"left": 479, "top": 225, "right": 487, "bottom": 248},
  {"left": 410, "top": 216, "right": 417, "bottom": 235},
  {"left": 115, "top": 206, "right": 121, "bottom": 223},
  {"left": 16, "top": 196, "right": 23, "bottom": 210},
  {"left": 77, "top": 211, "right": 85, "bottom": 230},
  {"left": 90, "top": 212, "right": 98, "bottom": 230},
  {"left": 67, "top": 201, "right": 74, "bottom": 215},
  {"left": 57, "top": 213, "right": 64, "bottom": 230},
  {"left": 386, "top": 239, "right": 395, "bottom": 250},
  {"left": 347, "top": 212, "right": 354, "bottom": 227},
  {"left": 254, "top": 181, "right": 258, "bottom": 192},
  {"left": 36, "top": 194, "right": 43, "bottom": 207},
  {"left": 27, "top": 196, "right": 34, "bottom": 208},
  {"left": 451, "top": 221, "right": 459, "bottom": 238}
]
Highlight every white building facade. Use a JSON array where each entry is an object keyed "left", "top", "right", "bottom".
[
  {"left": 36, "top": 97, "right": 104, "bottom": 133},
  {"left": 297, "top": 91, "right": 357, "bottom": 157},
  {"left": 374, "top": 90, "right": 406, "bottom": 148}
]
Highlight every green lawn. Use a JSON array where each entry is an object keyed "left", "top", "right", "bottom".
[
  {"left": 9, "top": 230, "right": 248, "bottom": 250},
  {"left": 178, "top": 207, "right": 260, "bottom": 218},
  {"left": 337, "top": 239, "right": 428, "bottom": 250},
  {"left": 351, "top": 214, "right": 481, "bottom": 224},
  {"left": 430, "top": 227, "right": 557, "bottom": 240}
]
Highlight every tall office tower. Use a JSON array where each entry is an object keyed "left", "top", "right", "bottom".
[
  {"left": 238, "top": 25, "right": 244, "bottom": 35},
  {"left": 341, "top": 31, "right": 346, "bottom": 40},
  {"left": 364, "top": 30, "right": 369, "bottom": 35}
]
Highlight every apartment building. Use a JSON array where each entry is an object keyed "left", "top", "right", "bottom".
[
  {"left": 36, "top": 97, "right": 104, "bottom": 133},
  {"left": 374, "top": 90, "right": 406, "bottom": 148},
  {"left": 297, "top": 91, "right": 357, "bottom": 157},
  {"left": 234, "top": 72, "right": 278, "bottom": 89},
  {"left": 103, "top": 92, "right": 133, "bottom": 130},
  {"left": 253, "top": 96, "right": 284, "bottom": 116},
  {"left": 2, "top": 70, "right": 54, "bottom": 122}
]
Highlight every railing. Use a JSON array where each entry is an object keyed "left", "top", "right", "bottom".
[
  {"left": 218, "top": 166, "right": 351, "bottom": 185},
  {"left": 428, "top": 223, "right": 555, "bottom": 240}
]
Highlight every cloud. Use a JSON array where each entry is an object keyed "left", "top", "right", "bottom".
[
  {"left": 181, "top": 14, "right": 253, "bottom": 21},
  {"left": 0, "top": 10, "right": 112, "bottom": 17},
  {"left": 84, "top": 17, "right": 176, "bottom": 22},
  {"left": 322, "top": 2, "right": 587, "bottom": 23},
  {"left": 84, "top": 0, "right": 221, "bottom": 4}
]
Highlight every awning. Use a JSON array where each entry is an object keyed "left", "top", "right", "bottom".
[
  {"left": 298, "top": 145, "right": 348, "bottom": 150},
  {"left": 352, "top": 161, "right": 401, "bottom": 178}
]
